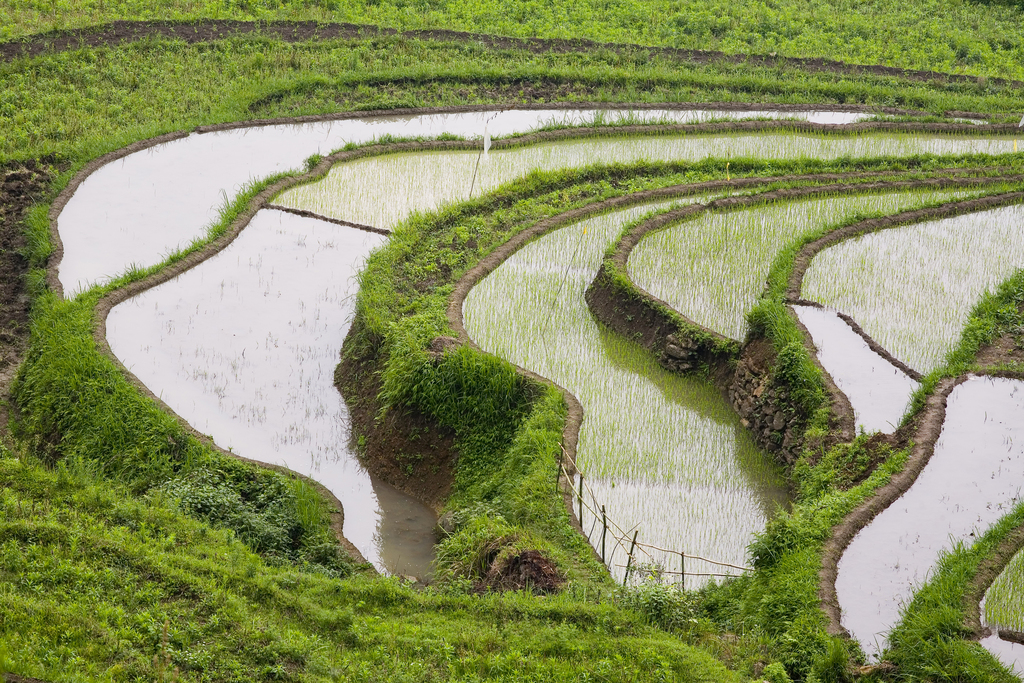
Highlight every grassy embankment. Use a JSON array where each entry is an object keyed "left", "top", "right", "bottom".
[
  {"left": 345, "top": 148, "right": 1024, "bottom": 677},
  {"left": 4, "top": 20, "right": 1024, "bottom": 682},
  {"left": 585, "top": 164, "right": 1024, "bottom": 677},
  {"left": 2, "top": 0, "right": 1024, "bottom": 81}
]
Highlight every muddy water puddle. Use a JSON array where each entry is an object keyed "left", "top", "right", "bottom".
[
  {"left": 836, "top": 376, "right": 1024, "bottom": 658},
  {"left": 794, "top": 306, "right": 918, "bottom": 434},
  {"left": 464, "top": 200, "right": 788, "bottom": 586},
  {"left": 107, "top": 209, "right": 436, "bottom": 577}
]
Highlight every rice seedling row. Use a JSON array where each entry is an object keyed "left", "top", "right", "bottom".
[
  {"left": 803, "top": 204, "right": 1024, "bottom": 374},
  {"left": 279, "top": 131, "right": 1015, "bottom": 233},
  {"left": 628, "top": 188, "right": 977, "bottom": 341},
  {"left": 463, "top": 199, "right": 788, "bottom": 586},
  {"left": 982, "top": 548, "right": 1024, "bottom": 675}
]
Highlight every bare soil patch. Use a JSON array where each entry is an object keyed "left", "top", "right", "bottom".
[
  {"left": 482, "top": 549, "right": 564, "bottom": 594},
  {"left": 335, "top": 348, "right": 458, "bottom": 512},
  {"left": 0, "top": 161, "right": 50, "bottom": 434},
  {"left": 975, "top": 332, "right": 1024, "bottom": 367}
]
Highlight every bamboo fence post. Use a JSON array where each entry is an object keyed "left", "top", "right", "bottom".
[{"left": 577, "top": 473, "right": 584, "bottom": 525}]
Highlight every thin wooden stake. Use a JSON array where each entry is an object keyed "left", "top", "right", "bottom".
[
  {"left": 600, "top": 505, "right": 607, "bottom": 564},
  {"left": 556, "top": 451, "right": 562, "bottom": 494},
  {"left": 624, "top": 530, "right": 639, "bottom": 585},
  {"left": 577, "top": 473, "right": 584, "bottom": 524},
  {"left": 679, "top": 551, "right": 686, "bottom": 588}
]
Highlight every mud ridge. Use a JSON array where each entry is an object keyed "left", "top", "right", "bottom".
[
  {"left": 0, "top": 161, "right": 51, "bottom": 438},
  {"left": 818, "top": 375, "right": 967, "bottom": 637},
  {"left": 264, "top": 203, "right": 388, "bottom": 235},
  {"left": 595, "top": 174, "right": 1020, "bottom": 461},
  {"left": 792, "top": 299, "right": 924, "bottom": 380},
  {"left": 2, "top": 19, "right": 1020, "bottom": 96}
]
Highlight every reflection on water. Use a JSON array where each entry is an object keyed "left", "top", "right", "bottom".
[
  {"left": 108, "top": 209, "right": 435, "bottom": 578},
  {"left": 837, "top": 376, "right": 1024, "bottom": 659},
  {"left": 465, "top": 200, "right": 789, "bottom": 586}
]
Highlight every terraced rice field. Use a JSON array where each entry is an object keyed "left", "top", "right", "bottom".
[
  {"left": 628, "top": 189, "right": 977, "bottom": 340},
  {"left": 462, "top": 199, "right": 788, "bottom": 585},
  {"left": 51, "top": 104, "right": 1024, "bottom": 677},
  {"left": 803, "top": 204, "right": 1024, "bottom": 374}
]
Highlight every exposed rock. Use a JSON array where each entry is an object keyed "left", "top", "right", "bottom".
[{"left": 435, "top": 510, "right": 456, "bottom": 536}]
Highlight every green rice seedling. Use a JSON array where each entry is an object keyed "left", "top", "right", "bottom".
[
  {"left": 276, "top": 134, "right": 1014, "bottom": 230},
  {"left": 985, "top": 546, "right": 1024, "bottom": 632},
  {"left": 629, "top": 188, "right": 975, "bottom": 340},
  {"left": 464, "top": 199, "right": 787, "bottom": 586},
  {"left": 804, "top": 203, "right": 1024, "bottom": 374}
]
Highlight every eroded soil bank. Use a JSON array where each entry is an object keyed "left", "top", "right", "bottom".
[{"left": 0, "top": 161, "right": 50, "bottom": 432}]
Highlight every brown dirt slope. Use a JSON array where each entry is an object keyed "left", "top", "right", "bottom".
[{"left": 0, "top": 161, "right": 49, "bottom": 435}]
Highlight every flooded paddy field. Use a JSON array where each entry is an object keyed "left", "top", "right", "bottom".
[
  {"left": 463, "top": 200, "right": 788, "bottom": 585},
  {"left": 793, "top": 305, "right": 918, "bottom": 434},
  {"left": 629, "top": 189, "right": 974, "bottom": 340},
  {"left": 54, "top": 104, "right": 1024, "bottom": 657},
  {"left": 836, "top": 376, "right": 1024, "bottom": 658},
  {"left": 107, "top": 208, "right": 436, "bottom": 576},
  {"left": 803, "top": 204, "right": 1024, "bottom": 374}
]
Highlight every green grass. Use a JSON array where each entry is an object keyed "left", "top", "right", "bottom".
[
  {"left": 3, "top": 34, "right": 1024, "bottom": 167},
  {"left": 3, "top": 0, "right": 1024, "bottom": 81},
  {"left": 629, "top": 187, "right": 980, "bottom": 340},
  {"left": 0, "top": 450, "right": 745, "bottom": 683}
]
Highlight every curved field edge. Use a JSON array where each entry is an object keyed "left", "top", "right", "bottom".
[
  {"left": 5, "top": 30, "right": 1024, "bottom": 168},
  {"left": 0, "top": 453, "right": 748, "bottom": 683},
  {"left": 3, "top": 10, "right": 1024, "bottom": 83},
  {"left": 586, "top": 169, "right": 1024, "bottom": 678}
]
